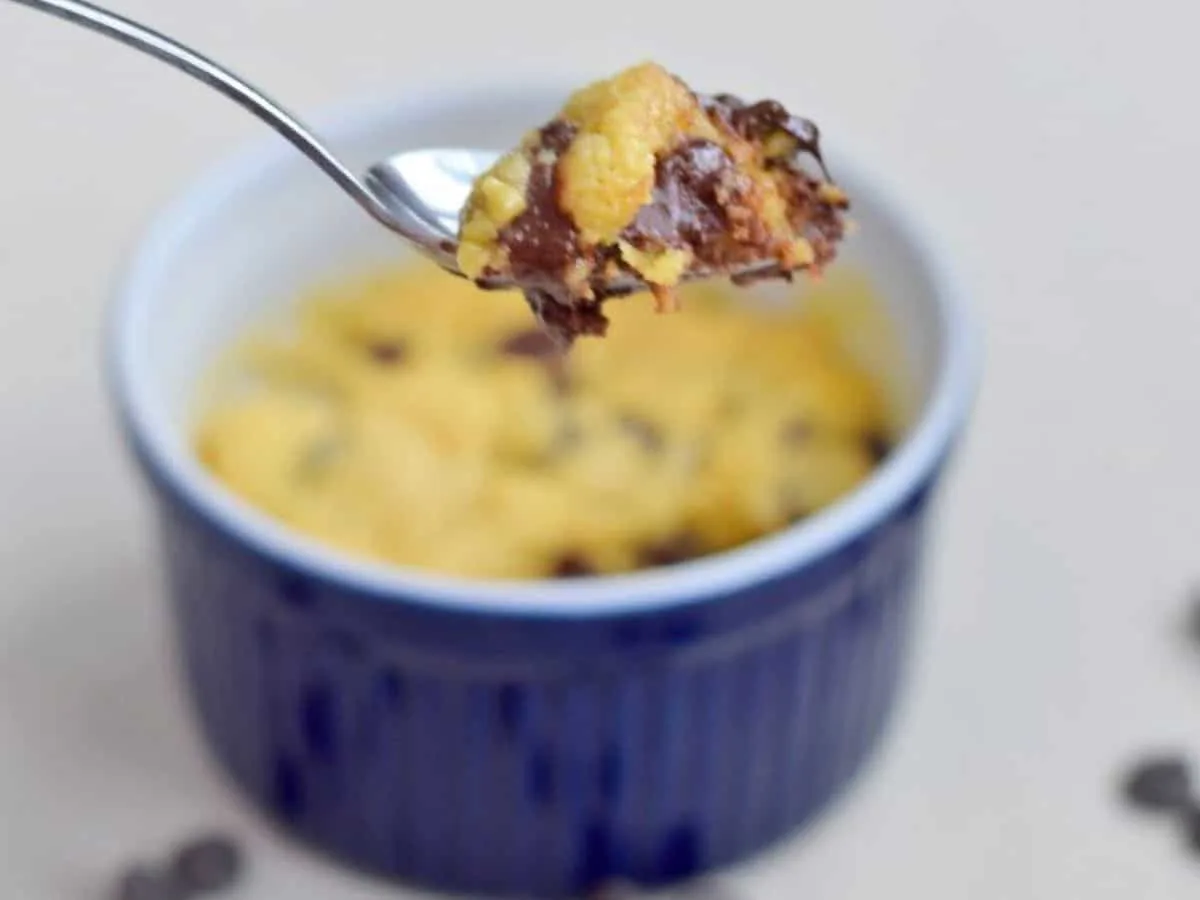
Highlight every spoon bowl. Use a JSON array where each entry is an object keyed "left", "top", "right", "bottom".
[{"left": 365, "top": 148, "right": 498, "bottom": 273}]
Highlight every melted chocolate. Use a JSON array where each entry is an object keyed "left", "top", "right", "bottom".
[
  {"left": 525, "top": 288, "right": 608, "bottom": 348},
  {"left": 483, "top": 95, "right": 846, "bottom": 346},
  {"left": 538, "top": 119, "right": 577, "bottom": 154},
  {"left": 622, "top": 139, "right": 762, "bottom": 268},
  {"left": 702, "top": 93, "right": 844, "bottom": 266},
  {"left": 703, "top": 94, "right": 829, "bottom": 178},
  {"left": 497, "top": 122, "right": 581, "bottom": 281}
]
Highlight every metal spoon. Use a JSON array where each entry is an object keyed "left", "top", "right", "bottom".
[{"left": 8, "top": 0, "right": 785, "bottom": 293}]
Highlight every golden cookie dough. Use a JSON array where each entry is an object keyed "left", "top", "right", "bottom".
[{"left": 196, "top": 263, "right": 890, "bottom": 581}]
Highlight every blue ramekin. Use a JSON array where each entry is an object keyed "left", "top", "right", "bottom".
[{"left": 106, "top": 83, "right": 979, "bottom": 897}]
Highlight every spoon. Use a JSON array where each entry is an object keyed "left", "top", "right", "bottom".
[{"left": 8, "top": 0, "right": 786, "bottom": 294}]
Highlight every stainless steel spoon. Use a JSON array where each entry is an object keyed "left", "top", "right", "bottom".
[{"left": 8, "top": 0, "right": 784, "bottom": 293}]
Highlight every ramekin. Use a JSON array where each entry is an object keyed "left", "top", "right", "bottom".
[{"left": 107, "top": 83, "right": 979, "bottom": 897}]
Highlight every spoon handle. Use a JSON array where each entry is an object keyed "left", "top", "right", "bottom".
[{"left": 7, "top": 0, "right": 399, "bottom": 228}]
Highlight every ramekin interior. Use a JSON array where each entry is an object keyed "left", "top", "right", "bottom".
[{"left": 107, "top": 83, "right": 979, "bottom": 617}]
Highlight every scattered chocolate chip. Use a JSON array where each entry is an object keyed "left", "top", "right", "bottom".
[
  {"left": 637, "top": 533, "right": 701, "bottom": 568},
  {"left": 553, "top": 553, "right": 596, "bottom": 578},
  {"left": 538, "top": 119, "right": 578, "bottom": 154},
  {"left": 708, "top": 92, "right": 746, "bottom": 110},
  {"left": 500, "top": 327, "right": 571, "bottom": 392},
  {"left": 622, "top": 139, "right": 748, "bottom": 269},
  {"left": 367, "top": 340, "right": 408, "bottom": 364},
  {"left": 1122, "top": 755, "right": 1192, "bottom": 812},
  {"left": 1182, "top": 804, "right": 1200, "bottom": 852},
  {"left": 169, "top": 833, "right": 244, "bottom": 895},
  {"left": 526, "top": 290, "right": 609, "bottom": 347},
  {"left": 500, "top": 328, "right": 559, "bottom": 359},
  {"left": 618, "top": 414, "right": 663, "bottom": 453},
  {"left": 785, "top": 506, "right": 809, "bottom": 524},
  {"left": 297, "top": 436, "right": 342, "bottom": 479},
  {"left": 781, "top": 419, "right": 813, "bottom": 444},
  {"left": 112, "top": 865, "right": 181, "bottom": 900},
  {"left": 701, "top": 94, "right": 828, "bottom": 177},
  {"left": 1184, "top": 586, "right": 1200, "bottom": 645},
  {"left": 864, "top": 432, "right": 892, "bottom": 463}
]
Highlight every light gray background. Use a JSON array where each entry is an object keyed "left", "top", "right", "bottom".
[{"left": 1, "top": 1, "right": 1198, "bottom": 896}]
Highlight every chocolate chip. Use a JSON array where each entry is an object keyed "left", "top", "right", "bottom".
[
  {"left": 169, "top": 834, "right": 244, "bottom": 894},
  {"left": 553, "top": 553, "right": 596, "bottom": 578},
  {"left": 297, "top": 436, "right": 342, "bottom": 480},
  {"left": 701, "top": 94, "right": 827, "bottom": 177},
  {"left": 734, "top": 100, "right": 793, "bottom": 141},
  {"left": 538, "top": 119, "right": 578, "bottom": 154},
  {"left": 623, "top": 139, "right": 748, "bottom": 268},
  {"left": 864, "top": 432, "right": 892, "bottom": 463},
  {"left": 1184, "top": 586, "right": 1200, "bottom": 645},
  {"left": 1182, "top": 805, "right": 1200, "bottom": 853},
  {"left": 779, "top": 482, "right": 809, "bottom": 523},
  {"left": 637, "top": 533, "right": 700, "bottom": 568},
  {"left": 500, "top": 327, "right": 571, "bottom": 392},
  {"left": 618, "top": 414, "right": 663, "bottom": 453},
  {"left": 708, "top": 93, "right": 746, "bottom": 110},
  {"left": 367, "top": 340, "right": 408, "bottom": 364},
  {"left": 526, "top": 290, "right": 609, "bottom": 347},
  {"left": 500, "top": 328, "right": 559, "bottom": 359},
  {"left": 785, "top": 506, "right": 809, "bottom": 524},
  {"left": 781, "top": 419, "right": 813, "bottom": 444},
  {"left": 112, "top": 866, "right": 181, "bottom": 900},
  {"left": 1121, "top": 755, "right": 1191, "bottom": 812}
]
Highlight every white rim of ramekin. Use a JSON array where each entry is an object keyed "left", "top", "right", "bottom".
[{"left": 107, "top": 81, "right": 981, "bottom": 618}]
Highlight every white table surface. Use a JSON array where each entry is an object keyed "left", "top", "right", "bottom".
[{"left": 3, "top": 1, "right": 1200, "bottom": 896}]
